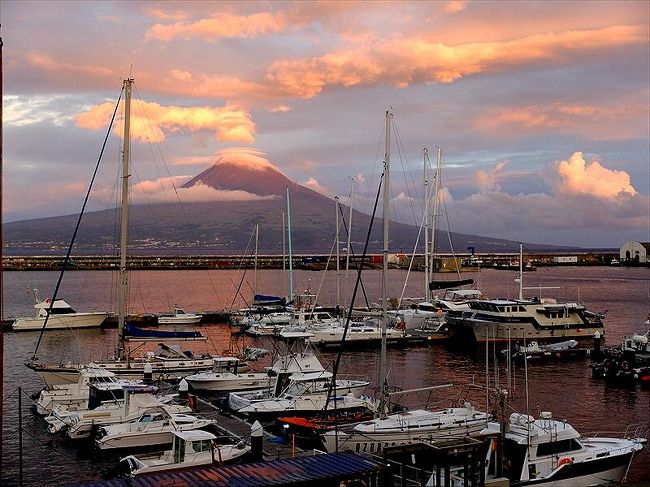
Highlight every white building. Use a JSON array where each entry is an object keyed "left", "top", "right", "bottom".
[
  {"left": 553, "top": 256, "right": 578, "bottom": 264},
  {"left": 619, "top": 241, "right": 649, "bottom": 265}
]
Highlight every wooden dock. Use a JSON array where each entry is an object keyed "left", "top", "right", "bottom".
[{"left": 195, "top": 397, "right": 315, "bottom": 460}]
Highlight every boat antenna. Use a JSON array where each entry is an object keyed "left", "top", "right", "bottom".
[
  {"left": 117, "top": 78, "right": 134, "bottom": 361},
  {"left": 31, "top": 86, "right": 123, "bottom": 360},
  {"left": 518, "top": 242, "right": 524, "bottom": 300}
]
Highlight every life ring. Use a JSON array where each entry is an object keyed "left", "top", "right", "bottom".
[
  {"left": 45, "top": 298, "right": 51, "bottom": 304},
  {"left": 396, "top": 321, "right": 406, "bottom": 330},
  {"left": 621, "top": 361, "right": 630, "bottom": 371},
  {"left": 558, "top": 457, "right": 572, "bottom": 466}
]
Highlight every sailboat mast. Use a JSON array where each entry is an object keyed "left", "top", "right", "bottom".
[
  {"left": 117, "top": 78, "right": 133, "bottom": 360},
  {"left": 429, "top": 146, "right": 441, "bottom": 280},
  {"left": 423, "top": 148, "right": 429, "bottom": 300},
  {"left": 335, "top": 196, "right": 341, "bottom": 307},
  {"left": 254, "top": 222, "right": 259, "bottom": 298},
  {"left": 286, "top": 187, "right": 294, "bottom": 303},
  {"left": 518, "top": 242, "right": 524, "bottom": 300},
  {"left": 380, "top": 110, "right": 391, "bottom": 418},
  {"left": 345, "top": 177, "right": 354, "bottom": 278}
]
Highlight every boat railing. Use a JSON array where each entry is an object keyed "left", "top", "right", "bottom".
[{"left": 585, "top": 424, "right": 649, "bottom": 440}]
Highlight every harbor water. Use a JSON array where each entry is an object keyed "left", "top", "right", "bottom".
[{"left": 2, "top": 266, "right": 649, "bottom": 485}]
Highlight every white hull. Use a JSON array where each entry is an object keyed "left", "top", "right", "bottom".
[
  {"left": 98, "top": 423, "right": 214, "bottom": 450},
  {"left": 13, "top": 312, "right": 107, "bottom": 331},
  {"left": 186, "top": 374, "right": 273, "bottom": 392}
]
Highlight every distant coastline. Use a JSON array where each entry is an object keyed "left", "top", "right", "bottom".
[{"left": 2, "top": 251, "right": 635, "bottom": 271}]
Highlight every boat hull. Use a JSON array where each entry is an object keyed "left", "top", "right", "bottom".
[
  {"left": 13, "top": 312, "right": 108, "bottom": 331},
  {"left": 157, "top": 316, "right": 202, "bottom": 324},
  {"left": 186, "top": 375, "right": 273, "bottom": 392}
]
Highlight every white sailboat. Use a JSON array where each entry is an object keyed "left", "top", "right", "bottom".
[
  {"left": 26, "top": 79, "right": 215, "bottom": 387},
  {"left": 157, "top": 307, "right": 203, "bottom": 324}
]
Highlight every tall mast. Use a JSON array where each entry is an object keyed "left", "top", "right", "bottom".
[
  {"left": 254, "top": 222, "right": 259, "bottom": 297},
  {"left": 117, "top": 78, "right": 133, "bottom": 360},
  {"left": 423, "top": 148, "right": 429, "bottom": 300},
  {"left": 286, "top": 187, "right": 294, "bottom": 303},
  {"left": 335, "top": 196, "right": 341, "bottom": 307},
  {"left": 518, "top": 242, "right": 524, "bottom": 300},
  {"left": 345, "top": 177, "right": 354, "bottom": 279},
  {"left": 429, "top": 146, "right": 441, "bottom": 280},
  {"left": 380, "top": 110, "right": 391, "bottom": 418}
]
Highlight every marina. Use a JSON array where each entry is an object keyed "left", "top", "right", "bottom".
[{"left": 1, "top": 265, "right": 648, "bottom": 485}]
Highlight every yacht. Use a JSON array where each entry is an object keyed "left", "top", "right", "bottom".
[
  {"left": 321, "top": 402, "right": 489, "bottom": 453},
  {"left": 13, "top": 290, "right": 107, "bottom": 331},
  {"left": 119, "top": 430, "right": 249, "bottom": 476},
  {"left": 306, "top": 318, "right": 407, "bottom": 348},
  {"left": 447, "top": 298, "right": 604, "bottom": 344},
  {"left": 185, "top": 357, "right": 273, "bottom": 393},
  {"left": 96, "top": 409, "right": 216, "bottom": 450},
  {"left": 236, "top": 372, "right": 374, "bottom": 421},
  {"left": 36, "top": 367, "right": 126, "bottom": 415},
  {"left": 479, "top": 412, "right": 646, "bottom": 486},
  {"left": 157, "top": 307, "right": 202, "bottom": 324}
]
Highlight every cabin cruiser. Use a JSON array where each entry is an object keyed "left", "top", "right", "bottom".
[
  {"left": 447, "top": 298, "right": 604, "bottom": 345},
  {"left": 13, "top": 290, "right": 107, "bottom": 331},
  {"left": 392, "top": 290, "right": 482, "bottom": 331},
  {"left": 478, "top": 412, "right": 646, "bottom": 486},
  {"left": 185, "top": 357, "right": 273, "bottom": 393},
  {"left": 306, "top": 318, "right": 406, "bottom": 347},
  {"left": 27, "top": 343, "right": 215, "bottom": 388},
  {"left": 36, "top": 367, "right": 126, "bottom": 415},
  {"left": 236, "top": 372, "right": 375, "bottom": 422},
  {"left": 96, "top": 409, "right": 216, "bottom": 450},
  {"left": 45, "top": 385, "right": 190, "bottom": 440},
  {"left": 321, "top": 402, "right": 489, "bottom": 453},
  {"left": 119, "top": 430, "right": 249, "bottom": 476},
  {"left": 157, "top": 307, "right": 202, "bottom": 324}
]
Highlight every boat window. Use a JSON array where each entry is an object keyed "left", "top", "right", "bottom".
[
  {"left": 191, "top": 439, "right": 212, "bottom": 453},
  {"left": 536, "top": 439, "right": 582, "bottom": 456}
]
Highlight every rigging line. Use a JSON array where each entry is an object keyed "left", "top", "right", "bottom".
[
  {"left": 228, "top": 225, "right": 257, "bottom": 310},
  {"left": 391, "top": 116, "right": 420, "bottom": 227},
  {"left": 32, "top": 88, "right": 124, "bottom": 360},
  {"left": 337, "top": 200, "right": 371, "bottom": 310},
  {"left": 325, "top": 171, "right": 383, "bottom": 425},
  {"left": 398, "top": 195, "right": 428, "bottom": 306}
]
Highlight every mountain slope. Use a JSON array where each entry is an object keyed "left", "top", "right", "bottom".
[{"left": 3, "top": 159, "right": 576, "bottom": 255}]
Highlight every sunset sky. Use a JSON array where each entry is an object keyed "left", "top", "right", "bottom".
[{"left": 2, "top": 1, "right": 649, "bottom": 248}]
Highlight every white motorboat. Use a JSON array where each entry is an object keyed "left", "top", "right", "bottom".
[
  {"left": 36, "top": 367, "right": 125, "bottom": 415},
  {"left": 157, "top": 307, "right": 202, "bottom": 324},
  {"left": 478, "top": 412, "right": 646, "bottom": 486},
  {"left": 13, "top": 290, "right": 107, "bottom": 331},
  {"left": 119, "top": 430, "right": 249, "bottom": 476},
  {"left": 185, "top": 357, "right": 273, "bottom": 393},
  {"left": 46, "top": 387, "right": 191, "bottom": 440},
  {"left": 306, "top": 318, "right": 407, "bottom": 347},
  {"left": 236, "top": 370, "right": 373, "bottom": 420},
  {"left": 96, "top": 409, "right": 216, "bottom": 450},
  {"left": 321, "top": 402, "right": 489, "bottom": 453}
]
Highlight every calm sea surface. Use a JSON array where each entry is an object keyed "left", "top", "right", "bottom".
[{"left": 2, "top": 266, "right": 649, "bottom": 485}]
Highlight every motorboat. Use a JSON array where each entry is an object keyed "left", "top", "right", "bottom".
[
  {"left": 96, "top": 409, "right": 216, "bottom": 450},
  {"left": 46, "top": 386, "right": 190, "bottom": 440},
  {"left": 236, "top": 370, "right": 373, "bottom": 421},
  {"left": 478, "top": 412, "right": 646, "bottom": 486},
  {"left": 157, "top": 307, "right": 202, "bottom": 325},
  {"left": 35, "top": 367, "right": 126, "bottom": 415},
  {"left": 27, "top": 343, "right": 215, "bottom": 388},
  {"left": 13, "top": 290, "right": 107, "bottom": 331},
  {"left": 185, "top": 357, "right": 273, "bottom": 393},
  {"left": 447, "top": 298, "right": 604, "bottom": 345},
  {"left": 306, "top": 318, "right": 407, "bottom": 348},
  {"left": 321, "top": 402, "right": 489, "bottom": 453},
  {"left": 119, "top": 430, "right": 249, "bottom": 476}
]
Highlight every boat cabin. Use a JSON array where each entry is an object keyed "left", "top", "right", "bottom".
[{"left": 172, "top": 430, "right": 217, "bottom": 464}]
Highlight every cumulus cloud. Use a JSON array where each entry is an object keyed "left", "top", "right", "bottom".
[
  {"left": 554, "top": 151, "right": 637, "bottom": 199},
  {"left": 303, "top": 177, "right": 332, "bottom": 196},
  {"left": 475, "top": 161, "right": 508, "bottom": 192},
  {"left": 74, "top": 100, "right": 255, "bottom": 143}
]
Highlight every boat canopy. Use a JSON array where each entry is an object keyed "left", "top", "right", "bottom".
[{"left": 173, "top": 429, "right": 217, "bottom": 441}]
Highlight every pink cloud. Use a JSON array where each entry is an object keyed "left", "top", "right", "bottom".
[
  {"left": 554, "top": 151, "right": 637, "bottom": 199},
  {"left": 75, "top": 100, "right": 255, "bottom": 143},
  {"left": 303, "top": 177, "right": 332, "bottom": 197},
  {"left": 26, "top": 52, "right": 112, "bottom": 77},
  {"left": 211, "top": 148, "right": 277, "bottom": 172}
]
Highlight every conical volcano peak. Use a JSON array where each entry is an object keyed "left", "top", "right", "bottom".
[{"left": 183, "top": 148, "right": 294, "bottom": 196}]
